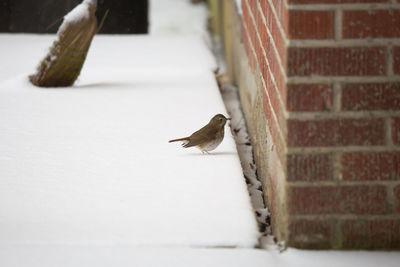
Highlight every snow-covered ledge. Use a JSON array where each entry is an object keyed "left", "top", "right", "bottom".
[{"left": 0, "top": 34, "right": 259, "bottom": 248}]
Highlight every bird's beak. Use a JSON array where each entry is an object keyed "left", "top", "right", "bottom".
[{"left": 227, "top": 118, "right": 232, "bottom": 120}]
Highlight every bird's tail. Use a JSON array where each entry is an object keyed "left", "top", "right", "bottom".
[{"left": 168, "top": 137, "right": 190, "bottom": 143}]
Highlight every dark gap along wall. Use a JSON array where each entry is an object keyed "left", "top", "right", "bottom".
[{"left": 0, "top": 0, "right": 148, "bottom": 33}]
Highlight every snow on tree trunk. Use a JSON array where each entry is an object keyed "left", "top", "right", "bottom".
[{"left": 30, "top": 0, "right": 98, "bottom": 87}]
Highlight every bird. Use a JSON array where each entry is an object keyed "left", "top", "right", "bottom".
[{"left": 169, "top": 114, "right": 231, "bottom": 153}]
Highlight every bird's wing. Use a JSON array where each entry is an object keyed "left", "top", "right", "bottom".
[{"left": 183, "top": 124, "right": 218, "bottom": 148}]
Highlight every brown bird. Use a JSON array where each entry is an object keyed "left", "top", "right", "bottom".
[{"left": 169, "top": 114, "right": 231, "bottom": 153}]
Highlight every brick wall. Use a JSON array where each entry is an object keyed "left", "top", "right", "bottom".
[{"left": 241, "top": 0, "right": 400, "bottom": 249}]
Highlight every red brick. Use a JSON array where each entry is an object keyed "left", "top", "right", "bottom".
[
  {"left": 248, "top": 0, "right": 257, "bottom": 19},
  {"left": 395, "top": 185, "right": 400, "bottom": 213},
  {"left": 341, "top": 152, "right": 400, "bottom": 181},
  {"left": 252, "top": 22, "right": 286, "bottom": 126},
  {"left": 287, "top": 119, "right": 385, "bottom": 147},
  {"left": 288, "top": 47, "right": 387, "bottom": 76},
  {"left": 342, "top": 220, "right": 400, "bottom": 249},
  {"left": 252, "top": 1, "right": 261, "bottom": 39},
  {"left": 289, "top": 10, "right": 334, "bottom": 39},
  {"left": 261, "top": 45, "right": 286, "bottom": 105},
  {"left": 262, "top": 90, "right": 285, "bottom": 161},
  {"left": 257, "top": 1, "right": 287, "bottom": 101},
  {"left": 341, "top": 83, "right": 400, "bottom": 111},
  {"left": 393, "top": 117, "right": 400, "bottom": 145},
  {"left": 260, "top": 55, "right": 282, "bottom": 124},
  {"left": 288, "top": 185, "right": 388, "bottom": 215},
  {"left": 289, "top": 0, "right": 387, "bottom": 3},
  {"left": 242, "top": 9, "right": 257, "bottom": 72},
  {"left": 343, "top": 10, "right": 400, "bottom": 39},
  {"left": 287, "top": 83, "right": 332, "bottom": 111},
  {"left": 394, "top": 47, "right": 400, "bottom": 75},
  {"left": 287, "top": 153, "right": 334, "bottom": 181},
  {"left": 242, "top": 1, "right": 260, "bottom": 73},
  {"left": 241, "top": 0, "right": 246, "bottom": 16},
  {"left": 288, "top": 219, "right": 333, "bottom": 249},
  {"left": 261, "top": 63, "right": 285, "bottom": 128},
  {"left": 257, "top": 14, "right": 267, "bottom": 55},
  {"left": 243, "top": 2, "right": 257, "bottom": 56},
  {"left": 253, "top": 10, "right": 287, "bottom": 104},
  {"left": 259, "top": 0, "right": 287, "bottom": 64},
  {"left": 270, "top": 0, "right": 289, "bottom": 34},
  {"left": 255, "top": 33, "right": 263, "bottom": 66},
  {"left": 248, "top": 18, "right": 257, "bottom": 52}
]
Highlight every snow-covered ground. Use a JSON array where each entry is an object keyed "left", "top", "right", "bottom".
[
  {"left": 1, "top": 244, "right": 400, "bottom": 267},
  {"left": 0, "top": 34, "right": 259, "bottom": 248},
  {"left": 1, "top": 1, "right": 400, "bottom": 266}
]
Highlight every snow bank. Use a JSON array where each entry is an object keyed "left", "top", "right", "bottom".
[
  {"left": 0, "top": 35, "right": 259, "bottom": 248},
  {"left": 235, "top": 0, "right": 242, "bottom": 14},
  {"left": 220, "top": 81, "right": 270, "bottom": 236},
  {"left": 150, "top": 0, "right": 208, "bottom": 36},
  {"left": 62, "top": 0, "right": 97, "bottom": 24},
  {"left": 1, "top": 246, "right": 400, "bottom": 267}
]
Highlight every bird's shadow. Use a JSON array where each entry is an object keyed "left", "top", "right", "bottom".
[
  {"left": 73, "top": 82, "right": 135, "bottom": 89},
  {"left": 184, "top": 151, "right": 237, "bottom": 156}
]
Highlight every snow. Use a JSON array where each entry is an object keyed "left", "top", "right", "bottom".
[
  {"left": 235, "top": 0, "right": 243, "bottom": 14},
  {"left": 2, "top": 1, "right": 400, "bottom": 266},
  {"left": 63, "top": 0, "right": 96, "bottom": 24},
  {"left": 0, "top": 34, "right": 259, "bottom": 248},
  {"left": 149, "top": 0, "right": 208, "bottom": 36},
  {"left": 219, "top": 80, "right": 270, "bottom": 236},
  {"left": 1, "top": 245, "right": 400, "bottom": 267}
]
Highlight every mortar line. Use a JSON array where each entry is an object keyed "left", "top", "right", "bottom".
[
  {"left": 288, "top": 3, "right": 400, "bottom": 10},
  {"left": 288, "top": 111, "right": 400, "bottom": 120},
  {"left": 386, "top": 117, "right": 394, "bottom": 146},
  {"left": 334, "top": 9, "right": 342, "bottom": 41},
  {"left": 283, "top": 0, "right": 289, "bottom": 9},
  {"left": 289, "top": 39, "right": 400, "bottom": 47},
  {"left": 332, "top": 219, "right": 342, "bottom": 249},
  {"left": 288, "top": 146, "right": 400, "bottom": 153},
  {"left": 333, "top": 151, "right": 342, "bottom": 182},
  {"left": 287, "top": 180, "right": 400, "bottom": 187},
  {"left": 387, "top": 183, "right": 396, "bottom": 213},
  {"left": 288, "top": 76, "right": 400, "bottom": 83},
  {"left": 388, "top": 44, "right": 394, "bottom": 76},
  {"left": 332, "top": 82, "right": 341, "bottom": 113},
  {"left": 290, "top": 214, "right": 400, "bottom": 220}
]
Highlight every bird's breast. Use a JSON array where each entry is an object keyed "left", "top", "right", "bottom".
[{"left": 199, "top": 129, "right": 224, "bottom": 152}]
